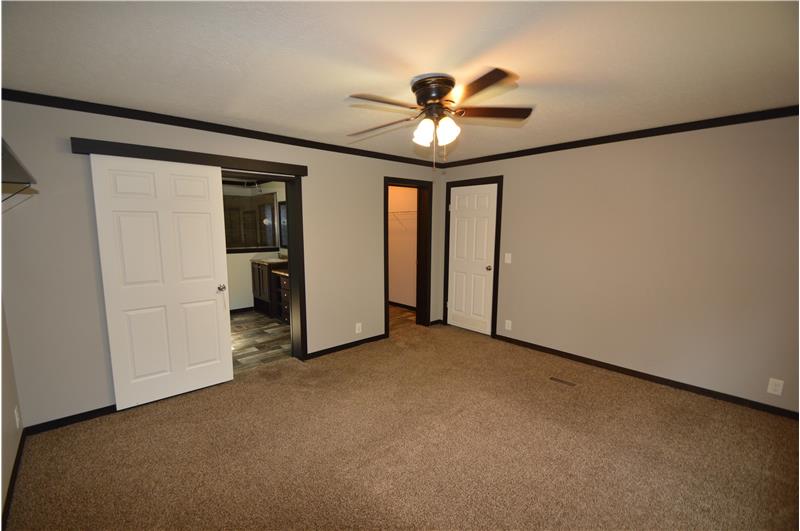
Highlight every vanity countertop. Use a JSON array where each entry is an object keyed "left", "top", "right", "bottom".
[
  {"left": 250, "top": 258, "right": 288, "bottom": 266},
  {"left": 272, "top": 269, "right": 289, "bottom": 278}
]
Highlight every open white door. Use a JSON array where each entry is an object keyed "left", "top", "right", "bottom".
[
  {"left": 447, "top": 183, "right": 497, "bottom": 334},
  {"left": 90, "top": 155, "right": 233, "bottom": 410}
]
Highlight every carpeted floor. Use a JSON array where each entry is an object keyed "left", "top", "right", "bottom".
[{"left": 7, "top": 319, "right": 797, "bottom": 529}]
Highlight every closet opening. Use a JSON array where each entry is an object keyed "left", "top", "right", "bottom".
[{"left": 383, "top": 177, "right": 432, "bottom": 334}]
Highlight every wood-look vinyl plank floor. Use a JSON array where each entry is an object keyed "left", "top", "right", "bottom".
[{"left": 230, "top": 310, "right": 291, "bottom": 374}]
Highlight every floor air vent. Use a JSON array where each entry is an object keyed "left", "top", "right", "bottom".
[{"left": 549, "top": 377, "right": 576, "bottom": 387}]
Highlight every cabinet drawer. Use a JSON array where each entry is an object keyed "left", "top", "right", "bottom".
[{"left": 279, "top": 275, "right": 290, "bottom": 290}]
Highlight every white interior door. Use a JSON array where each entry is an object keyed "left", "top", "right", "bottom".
[
  {"left": 447, "top": 183, "right": 498, "bottom": 334},
  {"left": 90, "top": 155, "right": 233, "bottom": 410}
]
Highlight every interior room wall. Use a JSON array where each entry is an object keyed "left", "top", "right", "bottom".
[
  {"left": 2, "top": 307, "right": 23, "bottom": 503},
  {"left": 1, "top": 100, "right": 433, "bottom": 426},
  {"left": 388, "top": 186, "right": 418, "bottom": 307},
  {"left": 433, "top": 116, "right": 798, "bottom": 411},
  {"left": 224, "top": 181, "right": 286, "bottom": 310}
]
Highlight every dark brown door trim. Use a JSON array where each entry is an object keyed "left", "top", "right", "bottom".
[
  {"left": 443, "top": 176, "right": 504, "bottom": 337},
  {"left": 384, "top": 177, "right": 433, "bottom": 331},
  {"left": 72, "top": 138, "right": 309, "bottom": 359}
]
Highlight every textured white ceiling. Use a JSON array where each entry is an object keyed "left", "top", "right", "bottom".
[{"left": 3, "top": 2, "right": 797, "bottom": 162}]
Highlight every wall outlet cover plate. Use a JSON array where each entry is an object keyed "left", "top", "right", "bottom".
[{"left": 767, "top": 378, "right": 784, "bottom": 396}]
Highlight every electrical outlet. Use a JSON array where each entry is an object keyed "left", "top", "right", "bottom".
[
  {"left": 355, "top": 322, "right": 362, "bottom": 334},
  {"left": 767, "top": 378, "right": 784, "bottom": 396},
  {"left": 504, "top": 320, "right": 512, "bottom": 331},
  {"left": 14, "top": 406, "right": 20, "bottom": 429},
  {"left": 504, "top": 253, "right": 512, "bottom": 264}
]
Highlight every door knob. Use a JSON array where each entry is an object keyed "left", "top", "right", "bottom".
[
  {"left": 485, "top": 265, "right": 492, "bottom": 271},
  {"left": 217, "top": 284, "right": 227, "bottom": 292}
]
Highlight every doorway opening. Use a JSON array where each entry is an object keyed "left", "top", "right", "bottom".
[
  {"left": 384, "top": 177, "right": 432, "bottom": 334},
  {"left": 222, "top": 174, "right": 291, "bottom": 375},
  {"left": 222, "top": 170, "right": 302, "bottom": 377},
  {"left": 75, "top": 138, "right": 308, "bottom": 409}
]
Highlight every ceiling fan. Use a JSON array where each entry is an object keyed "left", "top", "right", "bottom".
[{"left": 348, "top": 67, "right": 532, "bottom": 148}]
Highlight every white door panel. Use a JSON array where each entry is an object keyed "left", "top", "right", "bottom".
[
  {"left": 447, "top": 183, "right": 498, "bottom": 334},
  {"left": 91, "top": 155, "right": 232, "bottom": 410}
]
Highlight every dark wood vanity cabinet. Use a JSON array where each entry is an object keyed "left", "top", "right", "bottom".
[
  {"left": 271, "top": 271, "right": 291, "bottom": 323},
  {"left": 251, "top": 263, "right": 269, "bottom": 301},
  {"left": 251, "top": 260, "right": 287, "bottom": 316}
]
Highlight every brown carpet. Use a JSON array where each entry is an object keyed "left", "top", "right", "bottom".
[{"left": 7, "top": 317, "right": 798, "bottom": 529}]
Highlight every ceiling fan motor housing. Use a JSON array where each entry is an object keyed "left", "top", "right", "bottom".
[
  {"left": 347, "top": 67, "right": 531, "bottom": 137},
  {"left": 411, "top": 73, "right": 455, "bottom": 107}
]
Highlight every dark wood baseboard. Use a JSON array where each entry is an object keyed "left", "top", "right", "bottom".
[
  {"left": 2, "top": 404, "right": 117, "bottom": 526},
  {"left": 230, "top": 306, "right": 255, "bottom": 314},
  {"left": 388, "top": 301, "right": 416, "bottom": 312},
  {"left": 2, "top": 431, "right": 26, "bottom": 527},
  {"left": 24, "top": 405, "right": 117, "bottom": 435},
  {"left": 304, "top": 333, "right": 388, "bottom": 361},
  {"left": 429, "top": 319, "right": 444, "bottom": 325},
  {"left": 494, "top": 334, "right": 798, "bottom": 419}
]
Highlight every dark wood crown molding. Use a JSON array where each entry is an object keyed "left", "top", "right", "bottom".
[
  {"left": 443, "top": 105, "right": 799, "bottom": 167},
  {"left": 5, "top": 89, "right": 797, "bottom": 169},
  {"left": 3, "top": 88, "right": 432, "bottom": 167}
]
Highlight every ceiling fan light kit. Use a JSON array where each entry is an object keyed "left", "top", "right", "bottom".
[
  {"left": 412, "top": 118, "right": 435, "bottom": 147},
  {"left": 435, "top": 116, "right": 461, "bottom": 146},
  {"left": 348, "top": 67, "right": 533, "bottom": 160},
  {"left": 412, "top": 115, "right": 461, "bottom": 147}
]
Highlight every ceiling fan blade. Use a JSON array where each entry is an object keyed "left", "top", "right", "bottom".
[
  {"left": 349, "top": 93, "right": 420, "bottom": 109},
  {"left": 458, "top": 68, "right": 512, "bottom": 103},
  {"left": 347, "top": 116, "right": 419, "bottom": 136},
  {"left": 456, "top": 106, "right": 532, "bottom": 119}
]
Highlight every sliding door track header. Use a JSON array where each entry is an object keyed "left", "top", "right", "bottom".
[{"left": 71, "top": 137, "right": 308, "bottom": 177}]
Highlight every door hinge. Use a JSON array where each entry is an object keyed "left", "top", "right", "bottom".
[{"left": 448, "top": 203, "right": 453, "bottom": 212}]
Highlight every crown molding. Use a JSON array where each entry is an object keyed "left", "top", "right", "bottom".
[
  {"left": 443, "top": 105, "right": 799, "bottom": 168},
  {"left": 2, "top": 89, "right": 431, "bottom": 167},
  {"left": 4, "top": 89, "right": 797, "bottom": 169}
]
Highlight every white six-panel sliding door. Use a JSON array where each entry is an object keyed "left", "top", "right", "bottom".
[{"left": 90, "top": 155, "right": 233, "bottom": 409}]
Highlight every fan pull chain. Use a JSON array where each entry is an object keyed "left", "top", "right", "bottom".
[{"left": 432, "top": 124, "right": 437, "bottom": 170}]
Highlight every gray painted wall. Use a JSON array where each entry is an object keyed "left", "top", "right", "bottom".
[
  {"left": 2, "top": 308, "right": 23, "bottom": 503},
  {"left": 1, "top": 101, "right": 432, "bottom": 426},
  {"left": 433, "top": 116, "right": 798, "bottom": 411},
  {"left": 3, "top": 99, "right": 796, "bottom": 427}
]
